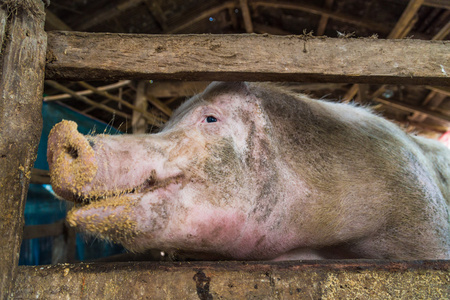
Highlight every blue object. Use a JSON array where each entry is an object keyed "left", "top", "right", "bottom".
[{"left": 20, "top": 101, "right": 125, "bottom": 265}]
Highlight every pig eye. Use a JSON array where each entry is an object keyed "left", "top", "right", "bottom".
[{"left": 205, "top": 116, "right": 217, "bottom": 123}]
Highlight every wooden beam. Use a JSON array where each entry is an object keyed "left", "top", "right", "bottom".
[
  {"left": 0, "top": 1, "right": 46, "bottom": 298},
  {"left": 45, "top": 81, "right": 131, "bottom": 121},
  {"left": 251, "top": 0, "right": 392, "bottom": 34},
  {"left": 397, "top": 12, "right": 419, "bottom": 39},
  {"left": 424, "top": 0, "right": 450, "bottom": 9},
  {"left": 54, "top": 100, "right": 126, "bottom": 131},
  {"left": 316, "top": 0, "right": 334, "bottom": 36},
  {"left": 132, "top": 81, "right": 148, "bottom": 133},
  {"left": 427, "top": 86, "right": 450, "bottom": 97},
  {"left": 374, "top": 97, "right": 450, "bottom": 123},
  {"left": 45, "top": 32, "right": 450, "bottom": 85},
  {"left": 346, "top": 0, "right": 424, "bottom": 106},
  {"left": 356, "top": 84, "right": 370, "bottom": 104},
  {"left": 432, "top": 21, "right": 450, "bottom": 41},
  {"left": 82, "top": 99, "right": 113, "bottom": 114},
  {"left": 253, "top": 23, "right": 291, "bottom": 35},
  {"left": 410, "top": 93, "right": 448, "bottom": 123},
  {"left": 74, "top": 0, "right": 145, "bottom": 31},
  {"left": 13, "top": 261, "right": 450, "bottom": 298},
  {"left": 229, "top": 7, "right": 239, "bottom": 30},
  {"left": 407, "top": 22, "right": 450, "bottom": 123},
  {"left": 406, "top": 121, "right": 449, "bottom": 134},
  {"left": 22, "top": 220, "right": 65, "bottom": 240},
  {"left": 76, "top": 81, "right": 164, "bottom": 125},
  {"left": 30, "top": 168, "right": 50, "bottom": 184},
  {"left": 165, "top": 2, "right": 235, "bottom": 34},
  {"left": 240, "top": 0, "right": 254, "bottom": 33},
  {"left": 147, "top": 94, "right": 172, "bottom": 117},
  {"left": 146, "top": 81, "right": 210, "bottom": 98},
  {"left": 342, "top": 84, "right": 359, "bottom": 103},
  {"left": 143, "top": 0, "right": 167, "bottom": 31},
  {"left": 44, "top": 80, "right": 131, "bottom": 101},
  {"left": 41, "top": 7, "right": 133, "bottom": 124},
  {"left": 0, "top": 7, "right": 6, "bottom": 48},
  {"left": 409, "top": 91, "right": 439, "bottom": 122},
  {"left": 388, "top": 0, "right": 424, "bottom": 39},
  {"left": 44, "top": 9, "right": 72, "bottom": 31}
]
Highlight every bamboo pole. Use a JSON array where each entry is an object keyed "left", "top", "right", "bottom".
[
  {"left": 316, "top": 0, "right": 334, "bottom": 36},
  {"left": 346, "top": 0, "right": 424, "bottom": 102},
  {"left": 240, "top": 0, "right": 254, "bottom": 33},
  {"left": 45, "top": 80, "right": 132, "bottom": 121},
  {"left": 44, "top": 80, "right": 131, "bottom": 101},
  {"left": 77, "top": 81, "right": 164, "bottom": 125}
]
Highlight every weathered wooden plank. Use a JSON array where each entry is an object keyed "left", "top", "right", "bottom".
[
  {"left": 427, "top": 85, "right": 450, "bottom": 97},
  {"left": 44, "top": 9, "right": 72, "bottom": 31},
  {"left": 165, "top": 2, "right": 235, "bottom": 34},
  {"left": 146, "top": 81, "right": 210, "bottom": 98},
  {"left": 12, "top": 260, "right": 450, "bottom": 299},
  {"left": 76, "top": 81, "right": 163, "bottom": 125},
  {"left": 147, "top": 94, "right": 173, "bottom": 117},
  {"left": 45, "top": 80, "right": 132, "bottom": 120},
  {"left": 30, "top": 168, "right": 50, "bottom": 184},
  {"left": 388, "top": 0, "right": 424, "bottom": 39},
  {"left": 22, "top": 220, "right": 65, "bottom": 240},
  {"left": 44, "top": 80, "right": 131, "bottom": 101},
  {"left": 424, "top": 0, "right": 450, "bottom": 9},
  {"left": 74, "top": 0, "right": 145, "bottom": 31},
  {"left": 45, "top": 32, "right": 450, "bottom": 85},
  {"left": 0, "top": 1, "right": 47, "bottom": 299},
  {"left": 0, "top": 8, "right": 6, "bottom": 54},
  {"left": 240, "top": 0, "right": 254, "bottom": 33},
  {"left": 316, "top": 0, "right": 334, "bottom": 36},
  {"left": 432, "top": 20, "right": 450, "bottom": 41},
  {"left": 375, "top": 97, "right": 450, "bottom": 123},
  {"left": 132, "top": 81, "right": 148, "bottom": 133},
  {"left": 251, "top": 0, "right": 392, "bottom": 34}
]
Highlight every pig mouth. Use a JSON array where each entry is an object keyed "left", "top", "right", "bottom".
[{"left": 72, "top": 173, "right": 185, "bottom": 205}]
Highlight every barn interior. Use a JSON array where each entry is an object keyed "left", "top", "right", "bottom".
[
  {"left": 21, "top": 0, "right": 450, "bottom": 265},
  {"left": 43, "top": 0, "right": 450, "bottom": 137}
]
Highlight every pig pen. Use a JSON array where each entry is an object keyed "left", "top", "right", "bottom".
[{"left": 1, "top": 0, "right": 449, "bottom": 299}]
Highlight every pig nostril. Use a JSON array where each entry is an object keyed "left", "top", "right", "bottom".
[
  {"left": 88, "top": 140, "right": 95, "bottom": 148},
  {"left": 65, "top": 145, "right": 79, "bottom": 159}
]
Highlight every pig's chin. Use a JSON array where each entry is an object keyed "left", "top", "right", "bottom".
[{"left": 66, "top": 174, "right": 185, "bottom": 245}]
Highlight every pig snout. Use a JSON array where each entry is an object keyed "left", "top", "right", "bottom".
[{"left": 47, "top": 120, "right": 98, "bottom": 201}]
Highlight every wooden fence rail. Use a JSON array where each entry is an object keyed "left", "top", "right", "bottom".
[
  {"left": 1, "top": 2, "right": 450, "bottom": 299},
  {"left": 45, "top": 32, "right": 450, "bottom": 85},
  {"left": 13, "top": 260, "right": 450, "bottom": 299}
]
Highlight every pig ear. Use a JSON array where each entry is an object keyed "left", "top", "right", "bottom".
[
  {"left": 203, "top": 82, "right": 250, "bottom": 97},
  {"left": 236, "top": 82, "right": 250, "bottom": 93}
]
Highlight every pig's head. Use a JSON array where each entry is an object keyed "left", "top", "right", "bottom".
[{"left": 47, "top": 82, "right": 300, "bottom": 259}]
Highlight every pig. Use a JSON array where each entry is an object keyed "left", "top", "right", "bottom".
[{"left": 47, "top": 82, "right": 450, "bottom": 260}]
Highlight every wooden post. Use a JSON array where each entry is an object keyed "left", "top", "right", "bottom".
[
  {"left": 0, "top": 1, "right": 46, "bottom": 298},
  {"left": 240, "top": 0, "right": 254, "bottom": 33},
  {"left": 316, "top": 0, "right": 334, "bottom": 36},
  {"left": 132, "top": 81, "right": 148, "bottom": 133}
]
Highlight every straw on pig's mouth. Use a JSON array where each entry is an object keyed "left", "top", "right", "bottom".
[{"left": 72, "top": 172, "right": 185, "bottom": 205}]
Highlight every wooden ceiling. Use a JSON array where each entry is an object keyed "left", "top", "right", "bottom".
[{"left": 43, "top": 0, "right": 450, "bottom": 138}]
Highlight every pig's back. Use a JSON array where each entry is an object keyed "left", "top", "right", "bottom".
[{"left": 412, "top": 135, "right": 450, "bottom": 207}]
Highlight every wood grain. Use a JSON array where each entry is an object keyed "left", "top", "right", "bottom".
[
  {"left": 0, "top": 1, "right": 46, "bottom": 298},
  {"left": 13, "top": 260, "right": 450, "bottom": 299},
  {"left": 46, "top": 32, "right": 450, "bottom": 85}
]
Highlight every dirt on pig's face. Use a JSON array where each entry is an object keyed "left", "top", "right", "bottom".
[
  {"left": 49, "top": 82, "right": 450, "bottom": 260},
  {"left": 48, "top": 82, "right": 290, "bottom": 259}
]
